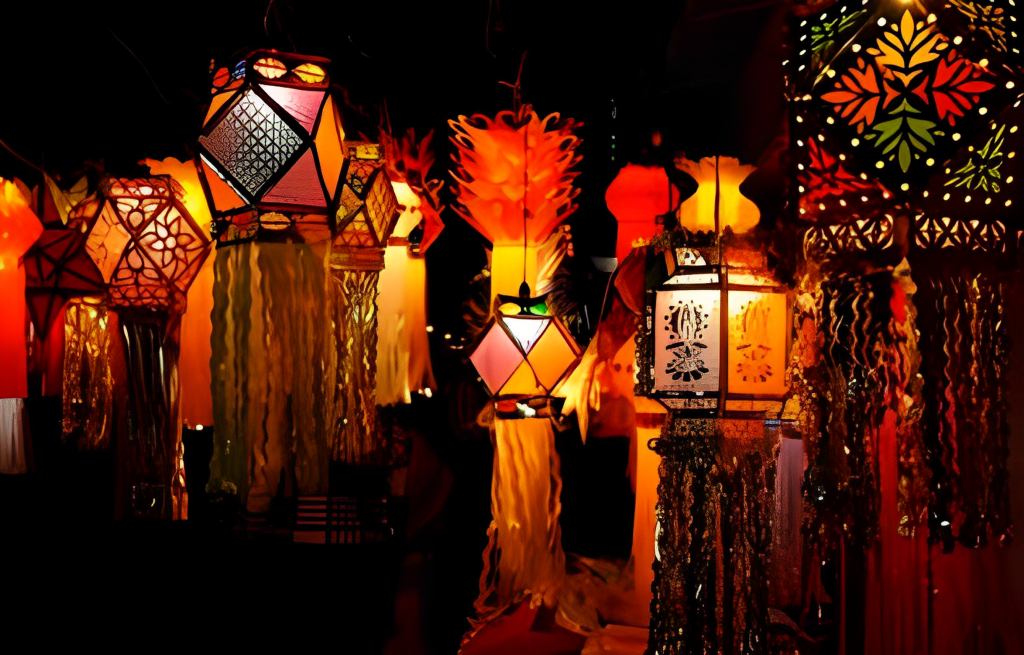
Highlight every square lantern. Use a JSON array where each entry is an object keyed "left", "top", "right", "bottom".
[
  {"left": 469, "top": 293, "right": 581, "bottom": 415},
  {"left": 196, "top": 50, "right": 346, "bottom": 245},
  {"left": 636, "top": 239, "right": 791, "bottom": 416}
]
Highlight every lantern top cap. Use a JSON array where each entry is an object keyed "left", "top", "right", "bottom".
[{"left": 243, "top": 50, "right": 332, "bottom": 89}]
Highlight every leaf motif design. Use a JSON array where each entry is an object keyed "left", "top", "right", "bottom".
[
  {"left": 822, "top": 57, "right": 885, "bottom": 132},
  {"left": 931, "top": 50, "right": 996, "bottom": 125}
]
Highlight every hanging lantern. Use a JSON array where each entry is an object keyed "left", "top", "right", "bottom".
[
  {"left": 450, "top": 105, "right": 583, "bottom": 633},
  {"left": 636, "top": 157, "right": 791, "bottom": 416},
  {"left": 635, "top": 156, "right": 787, "bottom": 655},
  {"left": 0, "top": 179, "right": 43, "bottom": 401},
  {"left": 197, "top": 50, "right": 345, "bottom": 245},
  {"left": 80, "top": 176, "right": 212, "bottom": 518},
  {"left": 468, "top": 292, "right": 581, "bottom": 418},
  {"left": 449, "top": 106, "right": 581, "bottom": 304},
  {"left": 789, "top": 0, "right": 1020, "bottom": 552},
  {"left": 605, "top": 164, "right": 678, "bottom": 262},
  {"left": 376, "top": 129, "right": 444, "bottom": 406}
]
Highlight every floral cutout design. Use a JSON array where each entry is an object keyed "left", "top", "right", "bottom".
[{"left": 821, "top": 10, "right": 995, "bottom": 173}]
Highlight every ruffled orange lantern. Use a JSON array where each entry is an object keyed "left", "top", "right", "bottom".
[
  {"left": 450, "top": 105, "right": 583, "bottom": 633},
  {"left": 605, "top": 164, "right": 678, "bottom": 262},
  {"left": 0, "top": 179, "right": 43, "bottom": 400},
  {"left": 80, "top": 176, "right": 212, "bottom": 519},
  {"left": 450, "top": 107, "right": 581, "bottom": 304}
]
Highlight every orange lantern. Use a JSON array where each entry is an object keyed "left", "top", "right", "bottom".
[
  {"left": 449, "top": 106, "right": 581, "bottom": 304},
  {"left": 197, "top": 50, "right": 345, "bottom": 245},
  {"left": 80, "top": 176, "right": 212, "bottom": 519},
  {"left": 0, "top": 179, "right": 43, "bottom": 400},
  {"left": 605, "top": 164, "right": 678, "bottom": 262}
]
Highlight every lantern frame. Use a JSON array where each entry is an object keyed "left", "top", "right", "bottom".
[
  {"left": 468, "top": 292, "right": 581, "bottom": 418},
  {"left": 636, "top": 237, "right": 791, "bottom": 417},
  {"left": 196, "top": 49, "right": 346, "bottom": 245}
]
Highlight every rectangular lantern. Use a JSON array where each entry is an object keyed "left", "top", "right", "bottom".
[{"left": 637, "top": 242, "right": 790, "bottom": 416}]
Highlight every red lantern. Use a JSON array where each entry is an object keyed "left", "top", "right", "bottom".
[
  {"left": 605, "top": 164, "right": 678, "bottom": 262},
  {"left": 0, "top": 180, "right": 43, "bottom": 400}
]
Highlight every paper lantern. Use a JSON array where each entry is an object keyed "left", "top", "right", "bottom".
[
  {"left": 450, "top": 106, "right": 581, "bottom": 303},
  {"left": 197, "top": 50, "right": 345, "bottom": 245},
  {"left": 469, "top": 293, "right": 581, "bottom": 415},
  {"left": 636, "top": 159, "right": 790, "bottom": 415},
  {"left": 605, "top": 164, "right": 677, "bottom": 262},
  {"left": 81, "top": 177, "right": 212, "bottom": 519},
  {"left": 0, "top": 179, "right": 43, "bottom": 400},
  {"left": 376, "top": 129, "right": 444, "bottom": 406},
  {"left": 62, "top": 297, "right": 115, "bottom": 450},
  {"left": 789, "top": 0, "right": 1020, "bottom": 554}
]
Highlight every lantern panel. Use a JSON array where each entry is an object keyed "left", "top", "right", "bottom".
[
  {"left": 259, "top": 84, "right": 324, "bottom": 134},
  {"left": 203, "top": 91, "right": 235, "bottom": 128},
  {"left": 470, "top": 323, "right": 525, "bottom": 395},
  {"left": 653, "top": 288, "right": 721, "bottom": 395},
  {"left": 500, "top": 360, "right": 542, "bottom": 396},
  {"left": 315, "top": 97, "right": 345, "bottom": 199},
  {"left": 87, "top": 204, "right": 132, "bottom": 283},
  {"left": 526, "top": 321, "right": 578, "bottom": 391},
  {"left": 261, "top": 149, "right": 327, "bottom": 208},
  {"left": 503, "top": 316, "right": 549, "bottom": 354},
  {"left": 727, "top": 290, "right": 788, "bottom": 397},
  {"left": 199, "top": 156, "right": 248, "bottom": 211},
  {"left": 676, "top": 157, "right": 759, "bottom": 234},
  {"left": 364, "top": 171, "right": 400, "bottom": 241},
  {"left": 200, "top": 89, "right": 303, "bottom": 198}
]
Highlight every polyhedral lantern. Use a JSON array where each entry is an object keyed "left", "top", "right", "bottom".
[
  {"left": 197, "top": 50, "right": 346, "bottom": 245},
  {"left": 0, "top": 180, "right": 43, "bottom": 401},
  {"left": 469, "top": 293, "right": 580, "bottom": 417},
  {"left": 80, "top": 176, "right": 212, "bottom": 518},
  {"left": 789, "top": 0, "right": 1021, "bottom": 554},
  {"left": 636, "top": 156, "right": 787, "bottom": 655}
]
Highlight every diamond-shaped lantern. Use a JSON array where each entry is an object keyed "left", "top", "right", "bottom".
[
  {"left": 469, "top": 293, "right": 580, "bottom": 413},
  {"left": 333, "top": 142, "right": 400, "bottom": 252},
  {"left": 81, "top": 177, "right": 211, "bottom": 315},
  {"left": 197, "top": 50, "right": 346, "bottom": 245},
  {"left": 24, "top": 227, "right": 105, "bottom": 340}
]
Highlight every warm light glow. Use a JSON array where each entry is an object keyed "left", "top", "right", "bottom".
[
  {"left": 653, "top": 289, "right": 721, "bottom": 394},
  {"left": 605, "top": 164, "right": 676, "bottom": 261},
  {"left": 727, "top": 291, "right": 789, "bottom": 397},
  {"left": 0, "top": 180, "right": 43, "bottom": 400},
  {"left": 675, "top": 157, "right": 759, "bottom": 234}
]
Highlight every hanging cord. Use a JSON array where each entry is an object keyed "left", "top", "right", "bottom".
[
  {"left": 0, "top": 138, "right": 45, "bottom": 177},
  {"left": 499, "top": 53, "right": 531, "bottom": 297},
  {"left": 107, "top": 28, "right": 169, "bottom": 105},
  {"left": 264, "top": 0, "right": 297, "bottom": 52}
]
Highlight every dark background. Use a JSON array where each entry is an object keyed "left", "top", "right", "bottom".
[{"left": 0, "top": 1, "right": 801, "bottom": 653}]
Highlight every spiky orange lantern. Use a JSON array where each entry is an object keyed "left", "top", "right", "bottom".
[{"left": 450, "top": 107, "right": 581, "bottom": 303}]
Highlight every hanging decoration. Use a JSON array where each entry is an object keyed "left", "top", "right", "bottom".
[
  {"left": 450, "top": 103, "right": 583, "bottom": 631},
  {"left": 788, "top": 0, "right": 1020, "bottom": 553},
  {"left": 376, "top": 128, "right": 444, "bottom": 406},
  {"left": 197, "top": 50, "right": 345, "bottom": 245},
  {"left": 605, "top": 164, "right": 677, "bottom": 262},
  {"left": 62, "top": 297, "right": 116, "bottom": 450},
  {"left": 328, "top": 141, "right": 399, "bottom": 464},
  {"left": 449, "top": 106, "right": 582, "bottom": 303},
  {"left": 80, "top": 176, "right": 212, "bottom": 518},
  {"left": 636, "top": 156, "right": 788, "bottom": 655},
  {"left": 0, "top": 179, "right": 43, "bottom": 400},
  {"left": 145, "top": 157, "right": 216, "bottom": 430}
]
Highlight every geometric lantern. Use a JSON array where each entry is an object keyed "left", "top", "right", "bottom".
[
  {"left": 79, "top": 176, "right": 212, "bottom": 520},
  {"left": 468, "top": 292, "right": 580, "bottom": 416},
  {"left": 636, "top": 157, "right": 791, "bottom": 416},
  {"left": 197, "top": 50, "right": 345, "bottom": 245},
  {"left": 81, "top": 177, "right": 211, "bottom": 316}
]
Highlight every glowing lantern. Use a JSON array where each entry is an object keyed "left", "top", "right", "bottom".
[
  {"left": 197, "top": 50, "right": 345, "bottom": 245},
  {"left": 0, "top": 179, "right": 43, "bottom": 400},
  {"left": 81, "top": 176, "right": 212, "bottom": 519},
  {"left": 377, "top": 129, "right": 444, "bottom": 405},
  {"left": 449, "top": 107, "right": 581, "bottom": 304},
  {"left": 605, "top": 164, "right": 678, "bottom": 262},
  {"left": 636, "top": 157, "right": 790, "bottom": 414},
  {"left": 469, "top": 293, "right": 580, "bottom": 415}
]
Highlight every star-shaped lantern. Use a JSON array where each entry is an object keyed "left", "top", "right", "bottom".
[{"left": 80, "top": 177, "right": 211, "bottom": 315}]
